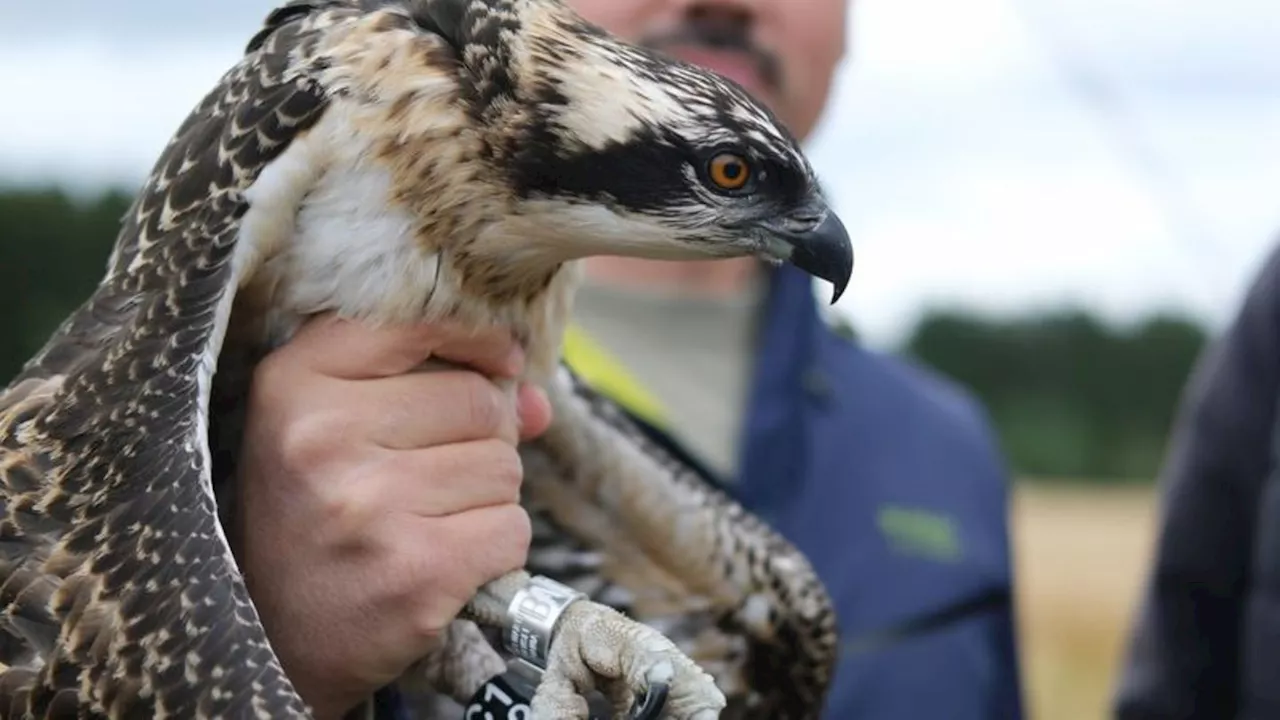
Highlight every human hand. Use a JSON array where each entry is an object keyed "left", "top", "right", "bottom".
[{"left": 234, "top": 315, "right": 552, "bottom": 719}]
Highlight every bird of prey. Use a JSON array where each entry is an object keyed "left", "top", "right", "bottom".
[{"left": 0, "top": 0, "right": 851, "bottom": 718}]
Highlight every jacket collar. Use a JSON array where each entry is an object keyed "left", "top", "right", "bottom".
[{"left": 733, "top": 263, "right": 831, "bottom": 519}]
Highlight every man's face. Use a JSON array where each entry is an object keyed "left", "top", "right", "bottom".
[{"left": 569, "top": 0, "right": 849, "bottom": 142}]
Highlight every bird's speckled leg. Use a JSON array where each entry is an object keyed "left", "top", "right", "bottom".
[
  {"left": 462, "top": 570, "right": 726, "bottom": 719},
  {"left": 513, "top": 364, "right": 840, "bottom": 718}
]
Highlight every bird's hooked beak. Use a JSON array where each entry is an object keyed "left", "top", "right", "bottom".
[{"left": 766, "top": 211, "right": 854, "bottom": 304}]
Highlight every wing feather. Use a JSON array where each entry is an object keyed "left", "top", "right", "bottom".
[{"left": 0, "top": 4, "right": 350, "bottom": 716}]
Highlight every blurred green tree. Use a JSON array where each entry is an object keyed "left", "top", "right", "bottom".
[
  {"left": 0, "top": 187, "right": 131, "bottom": 380},
  {"left": 903, "top": 308, "right": 1208, "bottom": 482}
]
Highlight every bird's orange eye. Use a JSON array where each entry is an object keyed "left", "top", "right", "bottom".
[{"left": 707, "top": 153, "right": 752, "bottom": 191}]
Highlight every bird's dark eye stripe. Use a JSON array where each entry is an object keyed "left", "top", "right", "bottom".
[
  {"left": 508, "top": 112, "right": 812, "bottom": 211},
  {"left": 510, "top": 135, "right": 696, "bottom": 210},
  {"left": 758, "top": 157, "right": 808, "bottom": 204}
]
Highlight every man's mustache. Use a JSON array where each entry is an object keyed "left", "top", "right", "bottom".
[{"left": 639, "top": 23, "right": 783, "bottom": 93}]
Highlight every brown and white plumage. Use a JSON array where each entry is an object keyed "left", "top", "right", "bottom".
[{"left": 0, "top": 1, "right": 851, "bottom": 718}]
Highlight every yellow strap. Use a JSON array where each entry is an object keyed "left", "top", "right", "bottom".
[{"left": 561, "top": 324, "right": 668, "bottom": 429}]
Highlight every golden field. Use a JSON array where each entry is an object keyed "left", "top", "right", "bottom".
[{"left": 1013, "top": 482, "right": 1159, "bottom": 720}]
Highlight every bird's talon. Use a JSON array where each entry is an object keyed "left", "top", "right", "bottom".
[{"left": 629, "top": 681, "right": 669, "bottom": 720}]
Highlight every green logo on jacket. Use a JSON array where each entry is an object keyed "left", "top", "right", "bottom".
[{"left": 876, "top": 505, "right": 963, "bottom": 562}]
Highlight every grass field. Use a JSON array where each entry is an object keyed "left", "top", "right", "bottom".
[{"left": 1013, "top": 482, "right": 1159, "bottom": 720}]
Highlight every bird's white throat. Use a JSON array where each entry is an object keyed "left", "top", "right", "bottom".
[{"left": 230, "top": 107, "right": 577, "bottom": 384}]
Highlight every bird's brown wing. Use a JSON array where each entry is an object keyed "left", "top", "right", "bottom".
[
  {"left": 520, "top": 364, "right": 840, "bottom": 720},
  {"left": 0, "top": 4, "right": 344, "bottom": 716}
]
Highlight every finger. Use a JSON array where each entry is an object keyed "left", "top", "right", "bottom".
[
  {"left": 417, "top": 504, "right": 533, "bottom": 601},
  {"left": 374, "top": 439, "right": 524, "bottom": 517},
  {"left": 517, "top": 383, "right": 553, "bottom": 441},
  {"left": 331, "top": 370, "right": 522, "bottom": 449},
  {"left": 284, "top": 313, "right": 525, "bottom": 380}
]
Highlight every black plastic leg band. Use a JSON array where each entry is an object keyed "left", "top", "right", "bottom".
[
  {"left": 464, "top": 673, "right": 533, "bottom": 719},
  {"left": 464, "top": 671, "right": 670, "bottom": 719}
]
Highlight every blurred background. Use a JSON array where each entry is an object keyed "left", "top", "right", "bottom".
[{"left": 1, "top": 0, "right": 1277, "bottom": 718}]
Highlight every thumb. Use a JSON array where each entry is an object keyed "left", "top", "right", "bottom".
[{"left": 283, "top": 313, "right": 525, "bottom": 380}]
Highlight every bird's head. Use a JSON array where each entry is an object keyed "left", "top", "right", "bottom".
[{"left": 419, "top": 0, "right": 853, "bottom": 303}]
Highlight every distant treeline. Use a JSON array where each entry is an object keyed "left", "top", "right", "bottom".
[
  {"left": 904, "top": 309, "right": 1205, "bottom": 482},
  {"left": 0, "top": 186, "right": 1210, "bottom": 482}
]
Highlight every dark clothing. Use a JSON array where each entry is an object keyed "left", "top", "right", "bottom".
[
  {"left": 383, "top": 264, "right": 1025, "bottom": 719},
  {"left": 1115, "top": 242, "right": 1280, "bottom": 719}
]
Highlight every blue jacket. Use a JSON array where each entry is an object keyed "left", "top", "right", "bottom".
[
  {"left": 729, "top": 264, "right": 1024, "bottom": 719},
  {"left": 379, "top": 264, "right": 1025, "bottom": 719}
]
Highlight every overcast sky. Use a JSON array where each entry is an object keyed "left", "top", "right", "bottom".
[{"left": 1, "top": 0, "right": 1277, "bottom": 348}]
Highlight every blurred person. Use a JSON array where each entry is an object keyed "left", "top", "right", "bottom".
[
  {"left": 1115, "top": 238, "right": 1280, "bottom": 720},
  {"left": 235, "top": 1, "right": 1026, "bottom": 719}
]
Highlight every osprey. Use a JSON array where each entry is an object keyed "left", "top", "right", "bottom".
[{"left": 0, "top": 0, "right": 850, "bottom": 718}]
